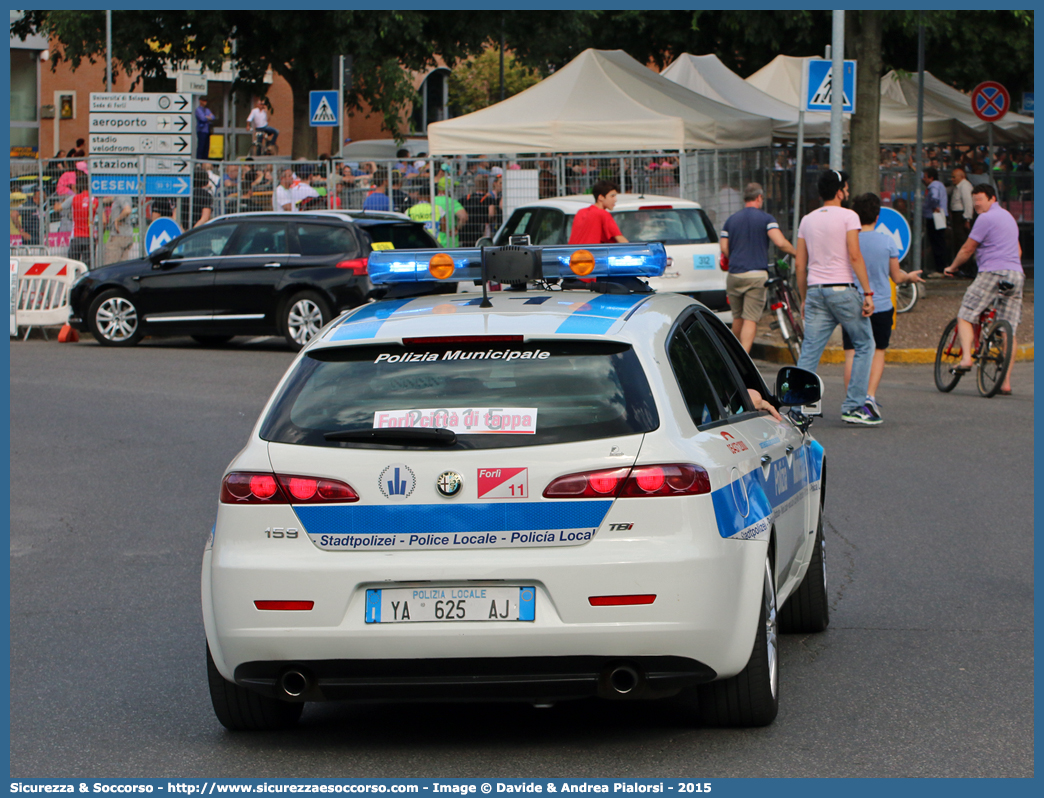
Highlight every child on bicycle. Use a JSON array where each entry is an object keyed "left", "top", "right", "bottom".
[{"left": 842, "top": 193, "right": 924, "bottom": 420}]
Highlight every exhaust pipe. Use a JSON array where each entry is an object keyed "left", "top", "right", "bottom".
[
  {"left": 279, "top": 669, "right": 310, "bottom": 698},
  {"left": 608, "top": 665, "right": 639, "bottom": 695}
]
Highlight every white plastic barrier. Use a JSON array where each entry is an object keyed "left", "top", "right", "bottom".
[{"left": 11, "top": 256, "right": 88, "bottom": 339}]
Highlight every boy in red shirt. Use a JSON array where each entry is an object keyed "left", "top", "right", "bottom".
[{"left": 568, "top": 180, "right": 629, "bottom": 245}]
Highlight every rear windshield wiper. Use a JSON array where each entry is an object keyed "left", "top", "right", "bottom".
[{"left": 323, "top": 428, "right": 457, "bottom": 446}]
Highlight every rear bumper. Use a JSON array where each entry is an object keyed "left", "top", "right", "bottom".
[{"left": 234, "top": 655, "right": 716, "bottom": 703}]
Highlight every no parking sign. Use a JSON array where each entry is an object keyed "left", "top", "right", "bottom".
[
  {"left": 971, "top": 81, "right": 1011, "bottom": 123},
  {"left": 874, "top": 207, "right": 911, "bottom": 263}
]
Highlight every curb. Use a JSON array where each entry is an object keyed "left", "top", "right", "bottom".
[{"left": 751, "top": 342, "right": 1034, "bottom": 365}]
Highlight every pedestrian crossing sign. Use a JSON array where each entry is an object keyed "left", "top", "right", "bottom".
[
  {"left": 803, "top": 59, "right": 856, "bottom": 113},
  {"left": 309, "top": 91, "right": 339, "bottom": 127}
]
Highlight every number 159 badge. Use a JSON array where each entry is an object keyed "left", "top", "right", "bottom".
[{"left": 477, "top": 468, "right": 528, "bottom": 499}]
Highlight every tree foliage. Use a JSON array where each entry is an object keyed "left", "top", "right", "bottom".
[
  {"left": 448, "top": 45, "right": 542, "bottom": 117},
  {"left": 11, "top": 10, "right": 1032, "bottom": 159}
]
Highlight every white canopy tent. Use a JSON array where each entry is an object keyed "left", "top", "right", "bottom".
[
  {"left": 880, "top": 69, "right": 1033, "bottom": 143},
  {"left": 427, "top": 49, "right": 774, "bottom": 155},
  {"left": 745, "top": 54, "right": 979, "bottom": 144},
  {"left": 661, "top": 53, "right": 834, "bottom": 138}
]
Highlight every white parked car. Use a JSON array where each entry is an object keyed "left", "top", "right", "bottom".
[
  {"left": 489, "top": 194, "right": 729, "bottom": 320},
  {"left": 202, "top": 241, "right": 827, "bottom": 731}
]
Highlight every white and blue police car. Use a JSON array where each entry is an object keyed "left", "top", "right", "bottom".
[{"left": 202, "top": 240, "right": 828, "bottom": 730}]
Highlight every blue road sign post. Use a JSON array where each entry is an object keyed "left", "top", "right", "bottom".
[
  {"left": 804, "top": 59, "right": 856, "bottom": 113},
  {"left": 309, "top": 91, "right": 339, "bottom": 127},
  {"left": 875, "top": 207, "right": 912, "bottom": 263},
  {"left": 145, "top": 217, "right": 183, "bottom": 255}
]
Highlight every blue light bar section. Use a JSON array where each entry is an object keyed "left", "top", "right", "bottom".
[
  {"left": 366, "top": 243, "right": 668, "bottom": 285},
  {"left": 368, "top": 249, "right": 483, "bottom": 285},
  {"left": 541, "top": 243, "right": 668, "bottom": 279}
]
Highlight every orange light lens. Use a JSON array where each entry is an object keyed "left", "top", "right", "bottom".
[
  {"left": 569, "top": 249, "right": 596, "bottom": 276},
  {"left": 428, "top": 253, "right": 455, "bottom": 280}
]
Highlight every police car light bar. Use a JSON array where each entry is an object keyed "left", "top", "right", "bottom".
[{"left": 366, "top": 243, "right": 667, "bottom": 285}]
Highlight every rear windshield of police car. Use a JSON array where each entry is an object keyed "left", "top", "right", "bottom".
[{"left": 259, "top": 340, "right": 659, "bottom": 450}]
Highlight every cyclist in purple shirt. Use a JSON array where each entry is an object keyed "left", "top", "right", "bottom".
[{"left": 943, "top": 183, "right": 1023, "bottom": 394}]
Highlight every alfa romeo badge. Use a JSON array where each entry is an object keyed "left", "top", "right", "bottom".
[{"left": 436, "top": 470, "right": 464, "bottom": 498}]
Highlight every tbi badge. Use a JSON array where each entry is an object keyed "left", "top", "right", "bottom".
[{"left": 436, "top": 471, "right": 464, "bottom": 498}]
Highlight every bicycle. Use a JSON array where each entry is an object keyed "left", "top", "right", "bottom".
[
  {"left": 250, "top": 128, "right": 278, "bottom": 157},
  {"left": 895, "top": 278, "right": 920, "bottom": 314},
  {"left": 765, "top": 257, "right": 803, "bottom": 364},
  {"left": 934, "top": 280, "right": 1015, "bottom": 397}
]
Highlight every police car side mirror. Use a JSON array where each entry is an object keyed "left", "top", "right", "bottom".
[
  {"left": 774, "top": 366, "right": 822, "bottom": 407},
  {"left": 476, "top": 236, "right": 494, "bottom": 247}
]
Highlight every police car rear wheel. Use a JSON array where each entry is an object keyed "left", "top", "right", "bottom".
[
  {"left": 88, "top": 290, "right": 142, "bottom": 347},
  {"left": 207, "top": 645, "right": 303, "bottom": 731},
  {"left": 687, "top": 557, "right": 779, "bottom": 727},
  {"left": 778, "top": 512, "right": 829, "bottom": 634},
  {"left": 283, "top": 291, "right": 330, "bottom": 350}
]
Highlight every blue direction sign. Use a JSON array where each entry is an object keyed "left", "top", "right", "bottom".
[
  {"left": 875, "top": 206, "right": 911, "bottom": 263},
  {"left": 309, "top": 90, "right": 339, "bottom": 126},
  {"left": 1023, "top": 92, "right": 1033, "bottom": 115},
  {"left": 145, "top": 175, "right": 191, "bottom": 196},
  {"left": 145, "top": 217, "right": 183, "bottom": 254},
  {"left": 804, "top": 59, "right": 856, "bottom": 113},
  {"left": 90, "top": 174, "right": 191, "bottom": 197},
  {"left": 91, "top": 175, "right": 140, "bottom": 196}
]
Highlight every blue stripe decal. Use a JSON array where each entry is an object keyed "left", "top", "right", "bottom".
[
  {"left": 519, "top": 587, "right": 536, "bottom": 621},
  {"left": 712, "top": 443, "right": 812, "bottom": 539},
  {"left": 365, "top": 590, "right": 381, "bottom": 623},
  {"left": 554, "top": 294, "right": 647, "bottom": 335},
  {"left": 712, "top": 470, "right": 774, "bottom": 540},
  {"left": 330, "top": 299, "right": 414, "bottom": 341},
  {"left": 293, "top": 501, "right": 612, "bottom": 537}
]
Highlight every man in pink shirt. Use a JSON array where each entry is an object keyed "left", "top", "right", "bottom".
[{"left": 795, "top": 169, "right": 879, "bottom": 425}]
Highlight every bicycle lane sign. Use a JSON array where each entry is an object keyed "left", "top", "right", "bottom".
[{"left": 875, "top": 207, "right": 911, "bottom": 263}]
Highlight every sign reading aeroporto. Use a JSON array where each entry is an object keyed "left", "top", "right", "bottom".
[{"left": 971, "top": 81, "right": 1011, "bottom": 123}]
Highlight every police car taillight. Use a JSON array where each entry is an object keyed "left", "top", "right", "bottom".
[
  {"left": 221, "top": 472, "right": 359, "bottom": 504},
  {"left": 543, "top": 464, "right": 709, "bottom": 499}
]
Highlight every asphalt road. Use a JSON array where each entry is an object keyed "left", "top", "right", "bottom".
[{"left": 9, "top": 336, "right": 1034, "bottom": 778}]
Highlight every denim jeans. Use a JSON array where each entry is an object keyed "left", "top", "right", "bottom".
[{"left": 797, "top": 285, "right": 874, "bottom": 413}]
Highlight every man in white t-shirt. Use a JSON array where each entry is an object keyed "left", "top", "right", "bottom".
[
  {"left": 273, "top": 168, "right": 319, "bottom": 212},
  {"left": 795, "top": 169, "right": 879, "bottom": 426},
  {"left": 245, "top": 99, "right": 280, "bottom": 149}
]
